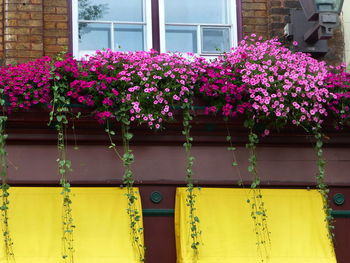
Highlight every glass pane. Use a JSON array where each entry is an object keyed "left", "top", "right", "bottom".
[
  {"left": 114, "top": 24, "right": 144, "bottom": 51},
  {"left": 165, "top": 0, "right": 227, "bottom": 24},
  {"left": 165, "top": 26, "right": 197, "bottom": 53},
  {"left": 202, "top": 27, "right": 230, "bottom": 53},
  {"left": 78, "top": 0, "right": 143, "bottom": 22},
  {"left": 79, "top": 23, "right": 111, "bottom": 53}
]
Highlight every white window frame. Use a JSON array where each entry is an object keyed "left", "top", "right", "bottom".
[
  {"left": 158, "top": 0, "right": 238, "bottom": 56},
  {"left": 72, "top": 0, "right": 153, "bottom": 58}
]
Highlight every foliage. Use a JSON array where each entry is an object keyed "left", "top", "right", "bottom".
[
  {"left": 0, "top": 56, "right": 52, "bottom": 112},
  {"left": 50, "top": 63, "right": 75, "bottom": 262},
  {"left": 182, "top": 97, "right": 201, "bottom": 258},
  {"left": 54, "top": 50, "right": 204, "bottom": 259},
  {"left": 0, "top": 97, "right": 14, "bottom": 261},
  {"left": 197, "top": 35, "right": 336, "bottom": 254},
  {"left": 314, "top": 129, "right": 334, "bottom": 240},
  {"left": 0, "top": 35, "right": 350, "bottom": 259},
  {"left": 245, "top": 119, "right": 270, "bottom": 261},
  {"left": 121, "top": 123, "right": 145, "bottom": 262},
  {"left": 325, "top": 64, "right": 350, "bottom": 127},
  {"left": 54, "top": 50, "right": 203, "bottom": 128}
]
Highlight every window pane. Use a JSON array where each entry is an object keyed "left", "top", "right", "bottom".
[
  {"left": 114, "top": 24, "right": 144, "bottom": 51},
  {"left": 164, "top": 0, "right": 227, "bottom": 24},
  {"left": 165, "top": 26, "right": 197, "bottom": 53},
  {"left": 78, "top": 0, "right": 143, "bottom": 22},
  {"left": 202, "top": 27, "right": 230, "bottom": 53},
  {"left": 79, "top": 23, "right": 111, "bottom": 52}
]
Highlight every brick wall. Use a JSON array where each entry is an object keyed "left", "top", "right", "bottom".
[
  {"left": 43, "top": 0, "right": 68, "bottom": 58},
  {"left": 242, "top": 0, "right": 269, "bottom": 39},
  {"left": 0, "top": 0, "right": 68, "bottom": 65},
  {"left": 0, "top": 0, "right": 345, "bottom": 65},
  {"left": 4, "top": 0, "right": 44, "bottom": 64}
]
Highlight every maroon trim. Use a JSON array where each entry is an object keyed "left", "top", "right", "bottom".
[
  {"left": 151, "top": 0, "right": 160, "bottom": 52},
  {"left": 67, "top": 0, "right": 73, "bottom": 54},
  {"left": 236, "top": 0, "right": 243, "bottom": 41}
]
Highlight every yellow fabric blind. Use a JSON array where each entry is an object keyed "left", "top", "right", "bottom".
[
  {"left": 0, "top": 187, "right": 143, "bottom": 263},
  {"left": 175, "top": 188, "right": 336, "bottom": 263}
]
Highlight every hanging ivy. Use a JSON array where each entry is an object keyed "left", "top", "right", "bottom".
[
  {"left": 49, "top": 80, "right": 75, "bottom": 263},
  {"left": 0, "top": 35, "right": 348, "bottom": 261},
  {"left": 0, "top": 96, "right": 14, "bottom": 261},
  {"left": 314, "top": 128, "right": 334, "bottom": 240},
  {"left": 104, "top": 119, "right": 145, "bottom": 262},
  {"left": 245, "top": 119, "right": 270, "bottom": 261},
  {"left": 182, "top": 97, "right": 201, "bottom": 258},
  {"left": 121, "top": 121, "right": 145, "bottom": 262}
]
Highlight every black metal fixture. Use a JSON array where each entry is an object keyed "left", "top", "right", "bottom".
[
  {"left": 284, "top": 0, "right": 344, "bottom": 54},
  {"left": 333, "top": 193, "right": 345, "bottom": 206},
  {"left": 150, "top": 191, "right": 163, "bottom": 204}
]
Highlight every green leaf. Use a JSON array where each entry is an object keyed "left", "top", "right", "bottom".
[
  {"left": 248, "top": 165, "right": 254, "bottom": 173},
  {"left": 125, "top": 133, "right": 133, "bottom": 140},
  {"left": 56, "top": 115, "right": 63, "bottom": 122}
]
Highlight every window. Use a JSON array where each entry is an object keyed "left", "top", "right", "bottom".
[
  {"left": 72, "top": 0, "right": 152, "bottom": 58},
  {"left": 72, "top": 0, "right": 238, "bottom": 58},
  {"left": 159, "top": 0, "right": 237, "bottom": 54}
]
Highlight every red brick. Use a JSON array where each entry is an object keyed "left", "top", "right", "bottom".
[
  {"left": 44, "top": 38, "right": 57, "bottom": 45},
  {"left": 56, "top": 7, "right": 67, "bottom": 14},
  {"left": 57, "top": 37, "right": 68, "bottom": 45},
  {"left": 44, "top": 14, "right": 67, "bottom": 21},
  {"left": 32, "top": 43, "right": 43, "bottom": 51},
  {"left": 18, "top": 19, "right": 42, "bottom": 27},
  {"left": 57, "top": 22, "right": 67, "bottom": 29}
]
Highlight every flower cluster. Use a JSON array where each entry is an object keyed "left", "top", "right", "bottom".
[
  {"left": 0, "top": 57, "right": 52, "bottom": 112},
  {"left": 198, "top": 58, "right": 250, "bottom": 117},
  {"left": 0, "top": 36, "right": 350, "bottom": 133},
  {"left": 55, "top": 50, "right": 205, "bottom": 128},
  {"left": 198, "top": 35, "right": 333, "bottom": 131},
  {"left": 324, "top": 64, "right": 350, "bottom": 127}
]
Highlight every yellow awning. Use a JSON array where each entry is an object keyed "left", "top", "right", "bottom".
[
  {"left": 175, "top": 188, "right": 336, "bottom": 263},
  {"left": 0, "top": 187, "right": 144, "bottom": 263}
]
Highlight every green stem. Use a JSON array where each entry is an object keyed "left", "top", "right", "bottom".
[
  {"left": 121, "top": 123, "right": 145, "bottom": 262},
  {"left": 314, "top": 130, "right": 334, "bottom": 240},
  {"left": 245, "top": 122, "right": 270, "bottom": 262},
  {"left": 105, "top": 120, "right": 123, "bottom": 161},
  {"left": 50, "top": 83, "right": 75, "bottom": 262},
  {"left": 0, "top": 114, "right": 14, "bottom": 262},
  {"left": 225, "top": 121, "right": 243, "bottom": 186},
  {"left": 183, "top": 102, "right": 201, "bottom": 259},
  {"left": 57, "top": 122, "right": 74, "bottom": 263}
]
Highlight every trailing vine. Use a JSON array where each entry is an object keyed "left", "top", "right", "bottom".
[
  {"left": 245, "top": 119, "right": 270, "bottom": 262},
  {"left": 182, "top": 98, "right": 201, "bottom": 258},
  {"left": 224, "top": 120, "right": 242, "bottom": 186},
  {"left": 120, "top": 121, "right": 145, "bottom": 262},
  {"left": 49, "top": 82, "right": 75, "bottom": 263},
  {"left": 0, "top": 36, "right": 348, "bottom": 261},
  {"left": 0, "top": 93, "right": 14, "bottom": 261},
  {"left": 314, "top": 127, "right": 334, "bottom": 240},
  {"left": 105, "top": 118, "right": 145, "bottom": 262}
]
